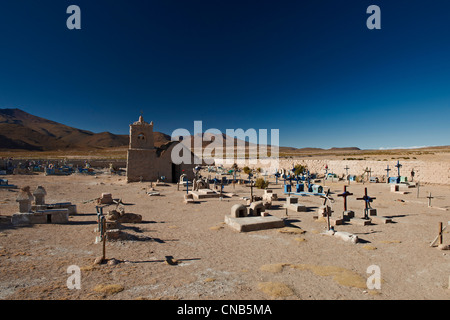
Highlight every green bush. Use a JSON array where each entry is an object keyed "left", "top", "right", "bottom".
[
  {"left": 293, "top": 164, "right": 307, "bottom": 176},
  {"left": 243, "top": 166, "right": 251, "bottom": 174},
  {"left": 255, "top": 178, "right": 269, "bottom": 189}
]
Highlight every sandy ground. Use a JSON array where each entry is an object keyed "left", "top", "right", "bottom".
[{"left": 0, "top": 171, "right": 449, "bottom": 301}]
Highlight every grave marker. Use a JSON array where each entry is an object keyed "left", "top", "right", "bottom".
[
  {"left": 344, "top": 165, "right": 350, "bottom": 185},
  {"left": 427, "top": 192, "right": 434, "bottom": 207},
  {"left": 357, "top": 188, "right": 376, "bottom": 219},
  {"left": 385, "top": 165, "right": 391, "bottom": 183},
  {"left": 395, "top": 160, "right": 402, "bottom": 178},
  {"left": 337, "top": 186, "right": 353, "bottom": 213}
]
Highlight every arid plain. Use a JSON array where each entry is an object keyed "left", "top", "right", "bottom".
[{"left": 1, "top": 148, "right": 449, "bottom": 300}]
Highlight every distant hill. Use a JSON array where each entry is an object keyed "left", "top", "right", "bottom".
[
  {"left": 0, "top": 108, "right": 171, "bottom": 151},
  {"left": 0, "top": 108, "right": 363, "bottom": 154}
]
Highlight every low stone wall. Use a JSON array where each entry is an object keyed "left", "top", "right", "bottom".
[{"left": 216, "top": 158, "right": 450, "bottom": 185}]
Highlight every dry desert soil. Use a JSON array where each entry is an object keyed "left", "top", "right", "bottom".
[{"left": 0, "top": 171, "right": 449, "bottom": 301}]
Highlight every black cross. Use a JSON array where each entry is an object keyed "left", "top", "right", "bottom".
[
  {"left": 427, "top": 192, "right": 434, "bottom": 207},
  {"left": 337, "top": 186, "right": 353, "bottom": 212}
]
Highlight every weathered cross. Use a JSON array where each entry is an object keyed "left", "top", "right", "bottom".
[
  {"left": 385, "top": 165, "right": 391, "bottom": 182},
  {"left": 344, "top": 165, "right": 350, "bottom": 176},
  {"left": 320, "top": 188, "right": 333, "bottom": 206},
  {"left": 427, "top": 192, "right": 434, "bottom": 207},
  {"left": 337, "top": 186, "right": 353, "bottom": 212},
  {"left": 395, "top": 160, "right": 402, "bottom": 177},
  {"left": 275, "top": 171, "right": 280, "bottom": 185},
  {"left": 357, "top": 188, "right": 376, "bottom": 219},
  {"left": 364, "top": 167, "right": 372, "bottom": 180}
]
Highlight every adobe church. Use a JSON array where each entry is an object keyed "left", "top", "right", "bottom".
[{"left": 126, "top": 115, "right": 198, "bottom": 183}]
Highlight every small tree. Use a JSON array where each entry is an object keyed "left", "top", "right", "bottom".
[
  {"left": 243, "top": 166, "right": 251, "bottom": 175},
  {"left": 293, "top": 164, "right": 307, "bottom": 176},
  {"left": 255, "top": 177, "right": 269, "bottom": 189}
]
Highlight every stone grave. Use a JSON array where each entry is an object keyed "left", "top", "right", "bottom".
[
  {"left": 225, "top": 202, "right": 285, "bottom": 232},
  {"left": 31, "top": 186, "right": 77, "bottom": 215},
  {"left": 12, "top": 186, "right": 71, "bottom": 225},
  {"left": 284, "top": 196, "right": 307, "bottom": 212},
  {"left": 189, "top": 188, "right": 221, "bottom": 200}
]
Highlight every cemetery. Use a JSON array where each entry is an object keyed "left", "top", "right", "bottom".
[
  {"left": 0, "top": 155, "right": 449, "bottom": 301},
  {"left": 0, "top": 118, "right": 449, "bottom": 300}
]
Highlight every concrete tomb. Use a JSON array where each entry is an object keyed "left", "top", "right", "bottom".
[
  {"left": 189, "top": 188, "right": 221, "bottom": 200},
  {"left": 225, "top": 202, "right": 284, "bottom": 232},
  {"left": 12, "top": 186, "right": 71, "bottom": 225},
  {"left": 284, "top": 196, "right": 307, "bottom": 212}
]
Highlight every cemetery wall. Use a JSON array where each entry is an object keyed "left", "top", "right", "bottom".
[{"left": 221, "top": 159, "right": 450, "bottom": 185}]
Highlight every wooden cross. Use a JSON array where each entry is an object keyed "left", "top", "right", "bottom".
[
  {"left": 337, "top": 186, "right": 353, "bottom": 212},
  {"left": 357, "top": 188, "right": 376, "bottom": 219},
  {"left": 101, "top": 216, "right": 106, "bottom": 262},
  {"left": 427, "top": 192, "right": 434, "bottom": 207},
  {"left": 320, "top": 188, "right": 333, "bottom": 206},
  {"left": 417, "top": 181, "right": 420, "bottom": 198},
  {"left": 430, "top": 222, "right": 448, "bottom": 247}
]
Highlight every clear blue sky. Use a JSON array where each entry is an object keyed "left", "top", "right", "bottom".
[{"left": 0, "top": 0, "right": 449, "bottom": 149}]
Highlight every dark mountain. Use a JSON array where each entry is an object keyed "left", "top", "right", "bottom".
[{"left": 0, "top": 108, "right": 127, "bottom": 151}]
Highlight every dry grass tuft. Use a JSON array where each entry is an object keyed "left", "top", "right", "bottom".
[
  {"left": 257, "top": 282, "right": 294, "bottom": 298},
  {"left": 93, "top": 284, "right": 124, "bottom": 295},
  {"left": 278, "top": 227, "right": 305, "bottom": 235},
  {"left": 291, "top": 264, "right": 366, "bottom": 289}
]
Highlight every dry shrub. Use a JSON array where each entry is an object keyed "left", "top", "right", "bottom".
[
  {"left": 257, "top": 282, "right": 294, "bottom": 298},
  {"left": 291, "top": 264, "right": 366, "bottom": 289},
  {"left": 93, "top": 284, "right": 124, "bottom": 295},
  {"left": 278, "top": 227, "right": 305, "bottom": 235}
]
